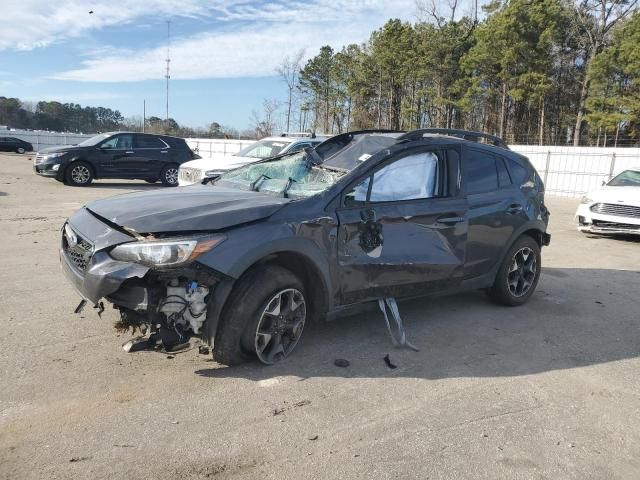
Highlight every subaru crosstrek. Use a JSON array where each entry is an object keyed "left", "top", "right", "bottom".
[{"left": 59, "top": 129, "right": 550, "bottom": 365}]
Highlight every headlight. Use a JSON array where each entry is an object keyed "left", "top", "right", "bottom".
[
  {"left": 580, "top": 196, "right": 593, "bottom": 204},
  {"left": 43, "top": 152, "right": 67, "bottom": 160},
  {"left": 204, "top": 170, "right": 225, "bottom": 178},
  {"left": 110, "top": 235, "right": 225, "bottom": 267}
]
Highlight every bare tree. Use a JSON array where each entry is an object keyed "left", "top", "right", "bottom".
[
  {"left": 276, "top": 49, "right": 305, "bottom": 133},
  {"left": 416, "top": 0, "right": 462, "bottom": 25},
  {"left": 251, "top": 99, "right": 280, "bottom": 138},
  {"left": 568, "top": 0, "right": 638, "bottom": 145}
]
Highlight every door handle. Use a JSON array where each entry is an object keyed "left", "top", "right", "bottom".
[
  {"left": 125, "top": 151, "right": 134, "bottom": 154},
  {"left": 436, "top": 216, "right": 465, "bottom": 225},
  {"left": 506, "top": 204, "right": 524, "bottom": 214},
  {"left": 160, "top": 150, "right": 168, "bottom": 154}
]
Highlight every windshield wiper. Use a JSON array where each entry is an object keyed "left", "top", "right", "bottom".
[
  {"left": 250, "top": 174, "right": 271, "bottom": 191},
  {"left": 282, "top": 177, "right": 297, "bottom": 198}
]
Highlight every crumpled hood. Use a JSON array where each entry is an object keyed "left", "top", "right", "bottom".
[
  {"left": 86, "top": 185, "right": 291, "bottom": 233},
  {"left": 591, "top": 186, "right": 640, "bottom": 206},
  {"left": 180, "top": 155, "right": 259, "bottom": 172}
]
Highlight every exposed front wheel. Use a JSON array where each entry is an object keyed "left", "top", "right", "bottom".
[
  {"left": 212, "top": 265, "right": 307, "bottom": 366},
  {"left": 160, "top": 164, "right": 179, "bottom": 187},
  {"left": 64, "top": 161, "right": 93, "bottom": 186},
  {"left": 16, "top": 147, "right": 25, "bottom": 154},
  {"left": 488, "top": 235, "right": 541, "bottom": 306}
]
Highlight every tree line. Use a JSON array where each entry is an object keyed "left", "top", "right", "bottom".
[
  {"left": 0, "top": 97, "right": 245, "bottom": 139},
  {"left": 279, "top": 0, "right": 638, "bottom": 146}
]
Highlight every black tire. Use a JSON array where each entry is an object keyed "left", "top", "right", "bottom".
[
  {"left": 488, "top": 235, "right": 541, "bottom": 306},
  {"left": 212, "top": 265, "right": 307, "bottom": 366},
  {"left": 160, "top": 164, "right": 179, "bottom": 187},
  {"left": 145, "top": 179, "right": 158, "bottom": 184},
  {"left": 16, "top": 147, "right": 25, "bottom": 154},
  {"left": 64, "top": 161, "right": 93, "bottom": 186}
]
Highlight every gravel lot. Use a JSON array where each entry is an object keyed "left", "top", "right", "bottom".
[{"left": 1, "top": 152, "right": 639, "bottom": 480}]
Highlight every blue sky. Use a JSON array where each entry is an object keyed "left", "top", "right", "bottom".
[{"left": 0, "top": 1, "right": 466, "bottom": 130}]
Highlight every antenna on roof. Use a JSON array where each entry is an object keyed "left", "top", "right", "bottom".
[{"left": 165, "top": 20, "right": 171, "bottom": 122}]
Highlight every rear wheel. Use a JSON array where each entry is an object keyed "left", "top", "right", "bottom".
[
  {"left": 64, "top": 161, "right": 93, "bottom": 186},
  {"left": 488, "top": 235, "right": 541, "bottom": 306},
  {"left": 212, "top": 265, "right": 307, "bottom": 366},
  {"left": 160, "top": 164, "right": 179, "bottom": 187}
]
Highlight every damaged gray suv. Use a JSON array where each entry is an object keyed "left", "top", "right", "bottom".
[{"left": 60, "top": 129, "right": 550, "bottom": 365}]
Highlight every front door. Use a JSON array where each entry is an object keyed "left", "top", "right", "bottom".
[
  {"left": 96, "top": 134, "right": 135, "bottom": 177},
  {"left": 335, "top": 147, "right": 468, "bottom": 304}
]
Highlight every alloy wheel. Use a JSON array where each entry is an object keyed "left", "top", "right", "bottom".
[
  {"left": 254, "top": 288, "right": 306, "bottom": 364},
  {"left": 507, "top": 247, "right": 537, "bottom": 297},
  {"left": 71, "top": 165, "right": 91, "bottom": 184},
  {"left": 165, "top": 168, "right": 179, "bottom": 185},
  {"left": 17, "top": 147, "right": 25, "bottom": 154}
]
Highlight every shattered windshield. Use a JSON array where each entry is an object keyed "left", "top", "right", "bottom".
[
  {"left": 234, "top": 139, "right": 291, "bottom": 158},
  {"left": 217, "top": 151, "right": 346, "bottom": 199},
  {"left": 608, "top": 169, "right": 640, "bottom": 187}
]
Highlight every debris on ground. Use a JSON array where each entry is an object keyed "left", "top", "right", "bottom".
[
  {"left": 383, "top": 354, "right": 397, "bottom": 369},
  {"left": 271, "top": 399, "right": 311, "bottom": 416},
  {"left": 198, "top": 345, "right": 210, "bottom": 355},
  {"left": 69, "top": 456, "right": 90, "bottom": 463},
  {"left": 334, "top": 358, "right": 350, "bottom": 368},
  {"left": 308, "top": 435, "right": 319, "bottom": 441},
  {"left": 378, "top": 297, "right": 419, "bottom": 351}
]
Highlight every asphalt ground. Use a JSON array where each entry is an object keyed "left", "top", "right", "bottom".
[{"left": 1, "top": 152, "right": 639, "bottom": 479}]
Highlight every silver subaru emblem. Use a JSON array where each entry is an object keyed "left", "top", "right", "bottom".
[{"left": 64, "top": 224, "right": 78, "bottom": 248}]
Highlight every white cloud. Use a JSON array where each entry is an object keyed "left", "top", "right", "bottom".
[
  {"left": 22, "top": 92, "right": 127, "bottom": 102},
  {"left": 47, "top": 0, "right": 415, "bottom": 82}
]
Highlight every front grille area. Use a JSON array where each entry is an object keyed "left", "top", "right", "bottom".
[
  {"left": 34, "top": 153, "right": 47, "bottom": 165},
  {"left": 590, "top": 202, "right": 640, "bottom": 218},
  {"left": 179, "top": 167, "right": 203, "bottom": 184},
  {"left": 592, "top": 220, "right": 640, "bottom": 231},
  {"left": 62, "top": 226, "right": 93, "bottom": 272}
]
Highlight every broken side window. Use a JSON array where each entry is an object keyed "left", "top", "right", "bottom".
[{"left": 368, "top": 152, "right": 439, "bottom": 202}]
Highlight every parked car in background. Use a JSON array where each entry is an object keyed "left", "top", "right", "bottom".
[
  {"left": 0, "top": 136, "right": 33, "bottom": 154},
  {"left": 576, "top": 167, "right": 640, "bottom": 235},
  {"left": 59, "top": 129, "right": 550, "bottom": 366},
  {"left": 33, "top": 132, "right": 198, "bottom": 186},
  {"left": 178, "top": 134, "right": 326, "bottom": 186}
]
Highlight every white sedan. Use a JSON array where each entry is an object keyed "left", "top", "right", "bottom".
[
  {"left": 178, "top": 136, "right": 323, "bottom": 186},
  {"left": 576, "top": 167, "right": 640, "bottom": 235}
]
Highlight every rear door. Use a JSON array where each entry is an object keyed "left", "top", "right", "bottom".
[
  {"left": 462, "top": 148, "right": 526, "bottom": 279},
  {"left": 0, "top": 138, "right": 8, "bottom": 152},
  {"left": 133, "top": 134, "right": 169, "bottom": 177},
  {"left": 335, "top": 145, "right": 467, "bottom": 303}
]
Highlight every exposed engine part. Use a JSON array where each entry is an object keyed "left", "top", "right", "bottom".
[{"left": 159, "top": 279, "right": 210, "bottom": 334}]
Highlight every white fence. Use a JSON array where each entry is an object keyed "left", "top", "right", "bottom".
[
  {"left": 185, "top": 138, "right": 254, "bottom": 157},
  {"left": 5, "top": 130, "right": 93, "bottom": 150},
  {"left": 510, "top": 145, "right": 640, "bottom": 197},
  {"left": 5, "top": 129, "right": 638, "bottom": 198}
]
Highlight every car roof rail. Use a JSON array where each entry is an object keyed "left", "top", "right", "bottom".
[{"left": 397, "top": 128, "right": 509, "bottom": 150}]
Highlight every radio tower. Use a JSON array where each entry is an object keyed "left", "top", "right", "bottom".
[{"left": 165, "top": 20, "right": 171, "bottom": 121}]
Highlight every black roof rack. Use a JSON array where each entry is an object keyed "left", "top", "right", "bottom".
[{"left": 397, "top": 128, "right": 509, "bottom": 150}]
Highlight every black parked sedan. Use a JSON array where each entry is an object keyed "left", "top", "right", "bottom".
[
  {"left": 0, "top": 136, "right": 33, "bottom": 154},
  {"left": 59, "top": 129, "right": 550, "bottom": 365},
  {"left": 33, "top": 132, "right": 198, "bottom": 186}
]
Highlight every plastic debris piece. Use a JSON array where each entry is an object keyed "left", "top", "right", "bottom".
[
  {"left": 74, "top": 299, "right": 87, "bottom": 314},
  {"left": 122, "top": 336, "right": 152, "bottom": 353},
  {"left": 198, "top": 345, "right": 210, "bottom": 355},
  {"left": 308, "top": 435, "right": 319, "bottom": 441},
  {"left": 334, "top": 359, "right": 350, "bottom": 368},
  {"left": 383, "top": 354, "right": 397, "bottom": 369},
  {"left": 378, "top": 297, "right": 419, "bottom": 351}
]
